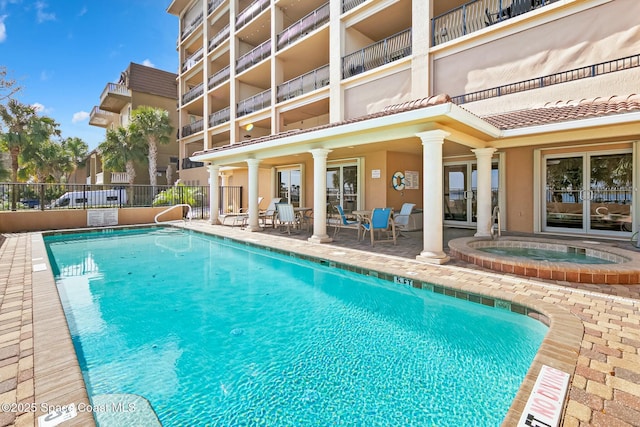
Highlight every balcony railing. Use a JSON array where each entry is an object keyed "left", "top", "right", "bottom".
[
  {"left": 89, "top": 106, "right": 118, "bottom": 125},
  {"left": 111, "top": 172, "right": 128, "bottom": 184},
  {"left": 209, "top": 107, "right": 231, "bottom": 127},
  {"left": 182, "top": 119, "right": 204, "bottom": 138},
  {"left": 277, "top": 64, "right": 330, "bottom": 102},
  {"left": 342, "top": 0, "right": 368, "bottom": 14},
  {"left": 208, "top": 24, "right": 230, "bottom": 51},
  {"left": 101, "top": 83, "right": 130, "bottom": 100},
  {"left": 208, "top": 66, "right": 231, "bottom": 89},
  {"left": 182, "top": 83, "right": 204, "bottom": 105},
  {"left": 236, "top": 0, "right": 270, "bottom": 30},
  {"left": 277, "top": 2, "right": 330, "bottom": 51},
  {"left": 237, "top": 89, "right": 271, "bottom": 117},
  {"left": 236, "top": 39, "right": 271, "bottom": 74},
  {"left": 182, "top": 158, "right": 205, "bottom": 169},
  {"left": 432, "top": 0, "right": 560, "bottom": 46},
  {"left": 181, "top": 12, "right": 203, "bottom": 40},
  {"left": 342, "top": 28, "right": 412, "bottom": 79},
  {"left": 182, "top": 48, "right": 204, "bottom": 72},
  {"left": 208, "top": 0, "right": 224, "bottom": 15}
]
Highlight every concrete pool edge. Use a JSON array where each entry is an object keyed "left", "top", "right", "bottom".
[{"left": 26, "top": 225, "right": 618, "bottom": 426}]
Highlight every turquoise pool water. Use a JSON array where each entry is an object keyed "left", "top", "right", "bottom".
[
  {"left": 45, "top": 227, "right": 547, "bottom": 426},
  {"left": 478, "top": 246, "right": 615, "bottom": 264}
]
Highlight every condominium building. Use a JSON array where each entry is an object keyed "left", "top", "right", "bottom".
[
  {"left": 167, "top": 0, "right": 640, "bottom": 262},
  {"left": 86, "top": 62, "right": 180, "bottom": 186}
]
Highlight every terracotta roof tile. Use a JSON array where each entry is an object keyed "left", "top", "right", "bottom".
[
  {"left": 482, "top": 94, "right": 640, "bottom": 130},
  {"left": 192, "top": 94, "right": 451, "bottom": 157}
]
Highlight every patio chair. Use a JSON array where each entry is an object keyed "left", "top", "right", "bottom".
[
  {"left": 258, "top": 197, "right": 282, "bottom": 228},
  {"left": 393, "top": 203, "right": 415, "bottom": 237},
  {"left": 218, "top": 197, "right": 263, "bottom": 227},
  {"left": 276, "top": 203, "right": 299, "bottom": 235},
  {"left": 359, "top": 207, "right": 396, "bottom": 246},
  {"left": 333, "top": 205, "right": 359, "bottom": 237}
]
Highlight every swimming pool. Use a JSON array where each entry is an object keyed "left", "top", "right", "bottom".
[{"left": 45, "top": 227, "right": 547, "bottom": 426}]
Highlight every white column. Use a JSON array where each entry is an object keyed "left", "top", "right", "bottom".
[
  {"left": 473, "top": 147, "right": 497, "bottom": 237},
  {"left": 416, "top": 130, "right": 450, "bottom": 264},
  {"left": 245, "top": 158, "right": 262, "bottom": 232},
  {"left": 308, "top": 148, "right": 333, "bottom": 243},
  {"left": 208, "top": 164, "right": 220, "bottom": 224}
]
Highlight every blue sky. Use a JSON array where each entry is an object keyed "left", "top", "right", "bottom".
[{"left": 0, "top": 0, "right": 178, "bottom": 150}]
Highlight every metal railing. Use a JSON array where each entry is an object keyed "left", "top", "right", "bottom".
[
  {"left": 277, "top": 64, "right": 330, "bottom": 102},
  {"left": 182, "top": 48, "right": 204, "bottom": 72},
  {"left": 182, "top": 158, "right": 205, "bottom": 170},
  {"left": 277, "top": 2, "right": 330, "bottom": 51},
  {"left": 208, "top": 0, "right": 225, "bottom": 15},
  {"left": 209, "top": 107, "right": 231, "bottom": 127},
  {"left": 182, "top": 83, "right": 204, "bottom": 105},
  {"left": 342, "top": 28, "right": 412, "bottom": 79},
  {"left": 236, "top": 39, "right": 271, "bottom": 74},
  {"left": 220, "top": 186, "right": 243, "bottom": 214},
  {"left": 432, "top": 0, "right": 560, "bottom": 46},
  {"left": 0, "top": 183, "right": 209, "bottom": 219},
  {"left": 236, "top": 0, "right": 270, "bottom": 30},
  {"left": 208, "top": 24, "right": 230, "bottom": 51},
  {"left": 181, "top": 12, "right": 203, "bottom": 41},
  {"left": 181, "top": 119, "right": 204, "bottom": 137},
  {"left": 100, "top": 83, "right": 130, "bottom": 101},
  {"left": 342, "top": 0, "right": 368, "bottom": 14},
  {"left": 208, "top": 66, "right": 230, "bottom": 89},
  {"left": 237, "top": 89, "right": 271, "bottom": 117},
  {"left": 451, "top": 54, "right": 640, "bottom": 105}
]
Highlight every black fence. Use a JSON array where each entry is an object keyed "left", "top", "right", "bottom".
[{"left": 0, "top": 183, "right": 211, "bottom": 219}]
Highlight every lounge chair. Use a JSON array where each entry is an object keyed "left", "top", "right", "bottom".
[
  {"left": 276, "top": 203, "right": 299, "bottom": 235},
  {"left": 259, "top": 197, "right": 282, "bottom": 228},
  {"left": 359, "top": 207, "right": 396, "bottom": 246},
  {"left": 393, "top": 203, "right": 416, "bottom": 237},
  {"left": 218, "top": 197, "right": 263, "bottom": 227}
]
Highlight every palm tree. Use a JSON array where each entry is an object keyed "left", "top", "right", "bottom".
[
  {"left": 99, "top": 127, "right": 147, "bottom": 204},
  {"left": 61, "top": 137, "right": 89, "bottom": 183},
  {"left": 130, "top": 106, "right": 173, "bottom": 191}
]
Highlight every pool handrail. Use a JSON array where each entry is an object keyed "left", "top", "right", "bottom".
[
  {"left": 491, "top": 206, "right": 501, "bottom": 239},
  {"left": 154, "top": 204, "right": 193, "bottom": 224}
]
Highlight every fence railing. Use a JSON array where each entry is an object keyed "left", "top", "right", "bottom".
[
  {"left": 277, "top": 64, "right": 330, "bottom": 102},
  {"left": 432, "top": 0, "right": 560, "bottom": 46},
  {"left": 182, "top": 83, "right": 204, "bottom": 105},
  {"left": 236, "top": 0, "right": 270, "bottom": 30},
  {"left": 208, "top": 0, "right": 225, "bottom": 15},
  {"left": 208, "top": 24, "right": 230, "bottom": 51},
  {"left": 208, "top": 66, "right": 230, "bottom": 89},
  {"left": 181, "top": 119, "right": 204, "bottom": 137},
  {"left": 209, "top": 107, "right": 231, "bottom": 127},
  {"left": 237, "top": 89, "right": 271, "bottom": 117},
  {"left": 276, "top": 2, "right": 330, "bottom": 51},
  {"left": 182, "top": 48, "right": 204, "bottom": 72},
  {"left": 0, "top": 183, "right": 210, "bottom": 219},
  {"left": 342, "top": 28, "right": 412, "bottom": 78},
  {"left": 181, "top": 12, "right": 203, "bottom": 41},
  {"left": 342, "top": 0, "right": 368, "bottom": 14},
  {"left": 236, "top": 39, "right": 271, "bottom": 74}
]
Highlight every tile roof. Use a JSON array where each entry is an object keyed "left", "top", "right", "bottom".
[
  {"left": 192, "top": 94, "right": 452, "bottom": 156},
  {"left": 481, "top": 94, "right": 640, "bottom": 130}
]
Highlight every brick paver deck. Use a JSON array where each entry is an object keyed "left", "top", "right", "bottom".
[{"left": 0, "top": 223, "right": 638, "bottom": 426}]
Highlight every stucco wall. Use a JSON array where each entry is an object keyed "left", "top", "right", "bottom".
[
  {"left": 386, "top": 151, "right": 423, "bottom": 211},
  {"left": 0, "top": 207, "right": 182, "bottom": 233}
]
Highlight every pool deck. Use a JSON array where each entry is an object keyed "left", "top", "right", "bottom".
[{"left": 0, "top": 223, "right": 639, "bottom": 426}]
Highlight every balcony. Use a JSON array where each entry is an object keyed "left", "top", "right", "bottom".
[
  {"left": 99, "top": 83, "right": 131, "bottom": 113},
  {"left": 208, "top": 24, "right": 230, "bottom": 51},
  {"left": 111, "top": 172, "right": 128, "bottom": 184},
  {"left": 237, "top": 89, "right": 271, "bottom": 117},
  {"left": 182, "top": 48, "right": 204, "bottom": 72},
  {"left": 182, "top": 119, "right": 204, "bottom": 138},
  {"left": 95, "top": 172, "right": 104, "bottom": 185},
  {"left": 182, "top": 83, "right": 204, "bottom": 105},
  {"left": 277, "top": 65, "right": 330, "bottom": 102},
  {"left": 236, "top": 0, "right": 269, "bottom": 30},
  {"left": 88, "top": 106, "right": 118, "bottom": 128},
  {"left": 181, "top": 12, "right": 203, "bottom": 41},
  {"left": 209, "top": 107, "right": 231, "bottom": 127},
  {"left": 208, "top": 0, "right": 224, "bottom": 15},
  {"left": 432, "top": 0, "right": 560, "bottom": 46},
  {"left": 342, "top": 0, "right": 367, "bottom": 14},
  {"left": 208, "top": 66, "right": 230, "bottom": 89},
  {"left": 236, "top": 40, "right": 271, "bottom": 74},
  {"left": 277, "top": 2, "right": 330, "bottom": 51},
  {"left": 182, "top": 158, "right": 205, "bottom": 169},
  {"left": 342, "top": 28, "right": 412, "bottom": 79}
]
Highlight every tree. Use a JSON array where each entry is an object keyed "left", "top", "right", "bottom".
[
  {"left": 0, "top": 66, "right": 22, "bottom": 102},
  {"left": 99, "top": 127, "right": 147, "bottom": 188},
  {"left": 130, "top": 106, "right": 173, "bottom": 190},
  {"left": 22, "top": 139, "right": 70, "bottom": 183},
  {"left": 61, "top": 137, "right": 89, "bottom": 182}
]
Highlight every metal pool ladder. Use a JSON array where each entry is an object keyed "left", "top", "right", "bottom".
[
  {"left": 154, "top": 204, "right": 193, "bottom": 224},
  {"left": 490, "top": 206, "right": 501, "bottom": 239}
]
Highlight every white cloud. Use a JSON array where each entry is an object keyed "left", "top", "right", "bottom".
[
  {"left": 72, "top": 111, "right": 90, "bottom": 123},
  {"left": 142, "top": 59, "right": 155, "bottom": 68},
  {"left": 0, "top": 15, "right": 6, "bottom": 42},
  {"left": 35, "top": 1, "right": 55, "bottom": 23},
  {"left": 31, "top": 102, "right": 45, "bottom": 112}
]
